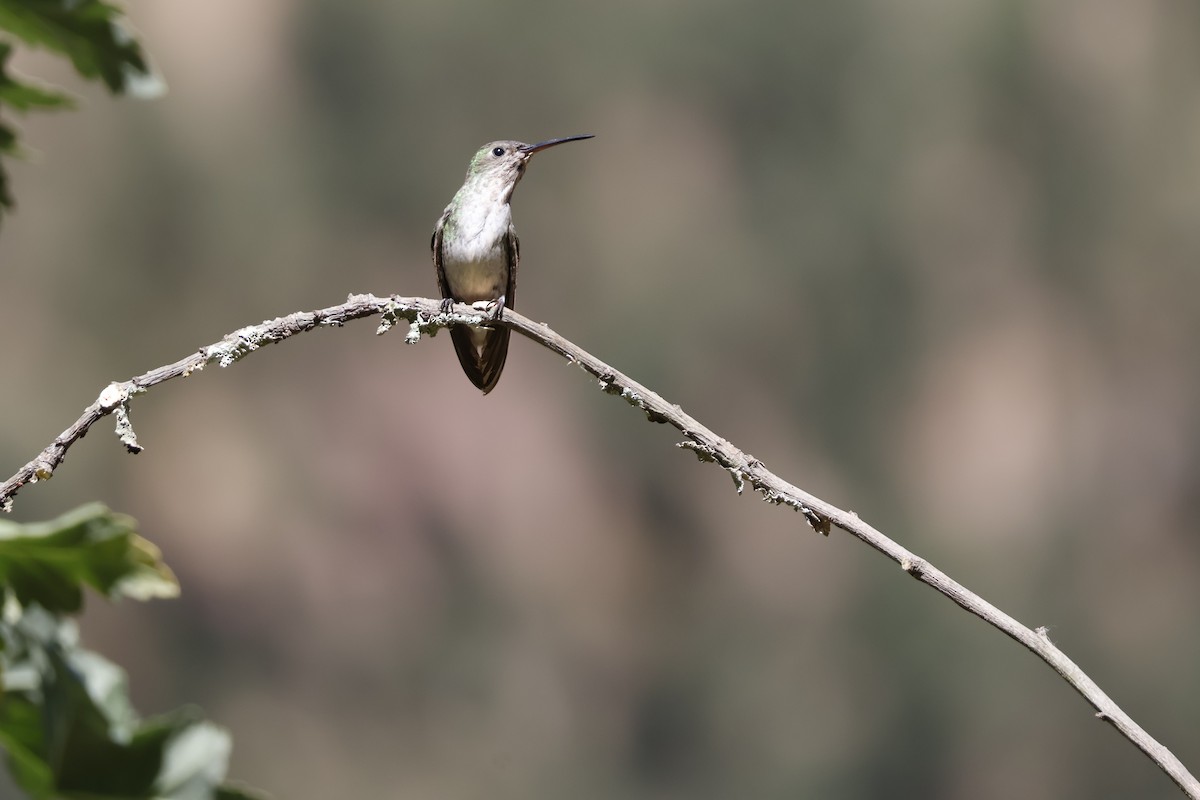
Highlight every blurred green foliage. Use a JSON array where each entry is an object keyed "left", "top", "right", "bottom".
[
  {"left": 0, "top": 0, "right": 150, "bottom": 221},
  {"left": 0, "top": 505, "right": 262, "bottom": 799},
  {"left": 0, "top": 503, "right": 177, "bottom": 612}
]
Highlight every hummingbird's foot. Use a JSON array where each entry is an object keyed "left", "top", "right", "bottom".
[
  {"left": 439, "top": 297, "right": 455, "bottom": 314},
  {"left": 487, "top": 294, "right": 507, "bottom": 320},
  {"left": 465, "top": 296, "right": 506, "bottom": 320}
]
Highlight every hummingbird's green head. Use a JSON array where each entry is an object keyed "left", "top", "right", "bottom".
[
  {"left": 465, "top": 140, "right": 529, "bottom": 186},
  {"left": 463, "top": 135, "right": 595, "bottom": 190}
]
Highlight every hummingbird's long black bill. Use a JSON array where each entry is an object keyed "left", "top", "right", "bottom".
[{"left": 518, "top": 134, "right": 594, "bottom": 154}]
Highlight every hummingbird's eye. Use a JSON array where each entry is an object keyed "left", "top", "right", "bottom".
[{"left": 491, "top": 147, "right": 505, "bottom": 157}]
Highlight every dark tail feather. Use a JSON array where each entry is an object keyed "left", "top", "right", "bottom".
[{"left": 449, "top": 325, "right": 510, "bottom": 394}]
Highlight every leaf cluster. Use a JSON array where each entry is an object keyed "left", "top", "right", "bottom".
[
  {"left": 0, "top": 504, "right": 264, "bottom": 800},
  {"left": 0, "top": 0, "right": 152, "bottom": 223}
]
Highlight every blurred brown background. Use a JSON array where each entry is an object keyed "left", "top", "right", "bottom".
[{"left": 2, "top": 1, "right": 1200, "bottom": 798}]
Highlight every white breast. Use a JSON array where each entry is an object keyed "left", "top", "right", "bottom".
[{"left": 441, "top": 190, "right": 513, "bottom": 304}]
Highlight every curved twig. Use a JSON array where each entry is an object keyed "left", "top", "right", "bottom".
[{"left": 1, "top": 293, "right": 1196, "bottom": 797}]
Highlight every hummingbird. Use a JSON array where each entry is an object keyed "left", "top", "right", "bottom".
[{"left": 433, "top": 134, "right": 594, "bottom": 393}]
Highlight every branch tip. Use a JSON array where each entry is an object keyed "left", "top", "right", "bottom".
[
  {"left": 402, "top": 318, "right": 421, "bottom": 343},
  {"left": 377, "top": 301, "right": 403, "bottom": 336},
  {"left": 677, "top": 440, "right": 714, "bottom": 462},
  {"left": 113, "top": 403, "right": 143, "bottom": 455},
  {"left": 803, "top": 509, "right": 831, "bottom": 536}
]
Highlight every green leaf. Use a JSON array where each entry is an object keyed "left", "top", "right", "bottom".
[
  {"left": 0, "top": 150, "right": 11, "bottom": 216},
  {"left": 0, "top": 693, "right": 54, "bottom": 799},
  {"left": 0, "top": 41, "right": 74, "bottom": 110},
  {"left": 0, "top": 4, "right": 160, "bottom": 225},
  {"left": 0, "top": 104, "right": 14, "bottom": 215},
  {"left": 0, "top": 76, "right": 72, "bottom": 110},
  {"left": 0, "top": 0, "right": 150, "bottom": 93},
  {"left": 0, "top": 503, "right": 179, "bottom": 613},
  {"left": 1, "top": 605, "right": 268, "bottom": 799}
]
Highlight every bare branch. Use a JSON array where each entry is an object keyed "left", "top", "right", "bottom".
[
  {"left": 0, "top": 294, "right": 456, "bottom": 511},
  {"left": 2, "top": 293, "right": 1196, "bottom": 797}
]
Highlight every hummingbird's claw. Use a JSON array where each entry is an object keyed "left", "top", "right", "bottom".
[
  {"left": 488, "top": 294, "right": 507, "bottom": 320},
  {"left": 439, "top": 297, "right": 455, "bottom": 314}
]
